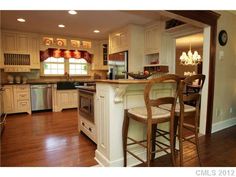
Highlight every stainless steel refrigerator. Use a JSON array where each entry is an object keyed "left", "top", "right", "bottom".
[{"left": 108, "top": 51, "right": 128, "bottom": 79}]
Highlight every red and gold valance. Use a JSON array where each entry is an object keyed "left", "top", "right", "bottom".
[{"left": 40, "top": 48, "right": 93, "bottom": 63}]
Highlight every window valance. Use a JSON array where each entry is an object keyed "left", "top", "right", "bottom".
[{"left": 40, "top": 48, "right": 93, "bottom": 63}]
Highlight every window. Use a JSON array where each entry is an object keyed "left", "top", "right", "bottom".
[
  {"left": 69, "top": 58, "right": 88, "bottom": 75},
  {"left": 43, "top": 57, "right": 65, "bottom": 75}
]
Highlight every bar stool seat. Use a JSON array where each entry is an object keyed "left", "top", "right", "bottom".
[
  {"left": 128, "top": 107, "right": 171, "bottom": 120},
  {"left": 159, "top": 103, "right": 196, "bottom": 114}
]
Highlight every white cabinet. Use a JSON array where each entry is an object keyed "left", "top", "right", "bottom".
[
  {"left": 52, "top": 88, "right": 78, "bottom": 112},
  {"left": 2, "top": 31, "right": 40, "bottom": 70},
  {"left": 3, "top": 86, "right": 14, "bottom": 113},
  {"left": 144, "top": 24, "right": 161, "bottom": 55},
  {"left": 92, "top": 40, "right": 108, "bottom": 71},
  {"left": 109, "top": 28, "right": 129, "bottom": 54},
  {"left": 2, "top": 32, "right": 17, "bottom": 53},
  {"left": 108, "top": 25, "right": 144, "bottom": 73},
  {"left": 17, "top": 34, "right": 29, "bottom": 54},
  {"left": 2, "top": 32, "right": 29, "bottom": 54},
  {"left": 79, "top": 117, "right": 97, "bottom": 143},
  {"left": 3, "top": 85, "right": 31, "bottom": 114},
  {"left": 30, "top": 36, "right": 40, "bottom": 69}
]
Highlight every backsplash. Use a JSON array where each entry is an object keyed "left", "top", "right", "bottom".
[{"left": 1, "top": 69, "right": 107, "bottom": 84}]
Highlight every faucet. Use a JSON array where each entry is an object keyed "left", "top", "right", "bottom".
[{"left": 64, "top": 72, "right": 70, "bottom": 81}]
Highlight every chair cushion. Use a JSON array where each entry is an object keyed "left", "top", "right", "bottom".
[
  {"left": 128, "top": 106, "right": 171, "bottom": 119},
  {"left": 159, "top": 103, "right": 196, "bottom": 113}
]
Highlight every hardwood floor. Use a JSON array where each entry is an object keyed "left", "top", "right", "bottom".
[
  {"left": 0, "top": 109, "right": 97, "bottom": 167},
  {"left": 136, "top": 125, "right": 236, "bottom": 167},
  {"left": 1, "top": 108, "right": 236, "bottom": 167}
]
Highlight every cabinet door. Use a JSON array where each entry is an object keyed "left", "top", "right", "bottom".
[
  {"left": 144, "top": 26, "right": 161, "bottom": 54},
  {"left": 2, "top": 32, "right": 17, "bottom": 53},
  {"left": 119, "top": 31, "right": 129, "bottom": 51},
  {"left": 69, "top": 91, "right": 78, "bottom": 108},
  {"left": 17, "top": 34, "right": 29, "bottom": 54},
  {"left": 58, "top": 91, "right": 69, "bottom": 108},
  {"left": 30, "top": 36, "right": 40, "bottom": 69},
  {"left": 3, "top": 86, "right": 14, "bottom": 113},
  {"left": 110, "top": 34, "right": 120, "bottom": 54}
]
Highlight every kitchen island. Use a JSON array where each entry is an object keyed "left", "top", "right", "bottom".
[{"left": 94, "top": 79, "right": 176, "bottom": 166}]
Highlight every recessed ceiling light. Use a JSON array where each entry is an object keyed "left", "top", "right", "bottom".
[
  {"left": 93, "top": 30, "right": 100, "bottom": 33},
  {"left": 17, "top": 18, "right": 26, "bottom": 22},
  {"left": 68, "top": 10, "right": 77, "bottom": 15},
  {"left": 58, "top": 24, "right": 65, "bottom": 28}
]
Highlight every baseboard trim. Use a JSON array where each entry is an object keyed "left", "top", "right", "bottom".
[{"left": 212, "top": 117, "right": 236, "bottom": 133}]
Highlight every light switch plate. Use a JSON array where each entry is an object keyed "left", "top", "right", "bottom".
[{"left": 219, "top": 50, "right": 224, "bottom": 60}]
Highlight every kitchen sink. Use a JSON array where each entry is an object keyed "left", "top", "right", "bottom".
[{"left": 57, "top": 81, "right": 83, "bottom": 90}]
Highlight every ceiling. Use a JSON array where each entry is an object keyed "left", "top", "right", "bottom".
[
  {"left": 0, "top": 11, "right": 167, "bottom": 40},
  {"left": 176, "top": 33, "right": 203, "bottom": 49}
]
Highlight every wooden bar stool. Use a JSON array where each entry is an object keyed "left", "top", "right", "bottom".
[
  {"left": 160, "top": 74, "right": 205, "bottom": 166},
  {"left": 122, "top": 74, "right": 181, "bottom": 167}
]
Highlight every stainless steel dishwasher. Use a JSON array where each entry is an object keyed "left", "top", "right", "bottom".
[{"left": 30, "top": 84, "right": 52, "bottom": 111}]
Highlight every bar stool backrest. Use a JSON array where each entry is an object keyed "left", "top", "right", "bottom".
[
  {"left": 144, "top": 74, "right": 181, "bottom": 122},
  {"left": 179, "top": 74, "right": 206, "bottom": 116}
]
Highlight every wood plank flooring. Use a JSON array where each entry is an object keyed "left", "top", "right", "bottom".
[
  {"left": 136, "top": 125, "right": 236, "bottom": 167},
  {"left": 0, "top": 109, "right": 97, "bottom": 167},
  {"left": 1, "top": 108, "right": 236, "bottom": 167}
]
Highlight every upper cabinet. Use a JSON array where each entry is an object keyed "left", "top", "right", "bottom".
[
  {"left": 108, "top": 25, "right": 145, "bottom": 73},
  {"left": 30, "top": 36, "right": 40, "bottom": 69},
  {"left": 2, "top": 32, "right": 30, "bottom": 54},
  {"left": 109, "top": 27, "right": 129, "bottom": 54},
  {"left": 92, "top": 40, "right": 108, "bottom": 71},
  {"left": 144, "top": 23, "right": 162, "bottom": 55},
  {"left": 1, "top": 31, "right": 40, "bottom": 70}
]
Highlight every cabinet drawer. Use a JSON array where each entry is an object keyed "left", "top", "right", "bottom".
[
  {"left": 15, "top": 85, "right": 29, "bottom": 92},
  {"left": 80, "top": 119, "right": 96, "bottom": 143},
  {"left": 17, "top": 100, "right": 30, "bottom": 111},
  {"left": 15, "top": 92, "right": 29, "bottom": 100}
]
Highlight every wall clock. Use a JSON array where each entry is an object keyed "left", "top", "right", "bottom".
[{"left": 218, "top": 30, "right": 228, "bottom": 46}]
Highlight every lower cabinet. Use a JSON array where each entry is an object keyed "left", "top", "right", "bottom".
[
  {"left": 3, "top": 85, "right": 31, "bottom": 114},
  {"left": 52, "top": 88, "right": 78, "bottom": 112},
  {"left": 79, "top": 117, "right": 96, "bottom": 143}
]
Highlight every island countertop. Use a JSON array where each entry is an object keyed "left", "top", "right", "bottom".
[{"left": 95, "top": 79, "right": 175, "bottom": 84}]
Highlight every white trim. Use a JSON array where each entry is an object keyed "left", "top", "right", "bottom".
[
  {"left": 211, "top": 117, "right": 236, "bottom": 133},
  {"left": 199, "top": 26, "right": 211, "bottom": 135}
]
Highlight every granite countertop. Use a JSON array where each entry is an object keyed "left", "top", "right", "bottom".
[
  {"left": 95, "top": 79, "right": 175, "bottom": 84},
  {"left": 95, "top": 79, "right": 149, "bottom": 84}
]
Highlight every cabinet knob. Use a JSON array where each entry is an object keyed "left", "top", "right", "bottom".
[
  {"left": 89, "top": 128, "right": 92, "bottom": 132},
  {"left": 82, "top": 122, "right": 85, "bottom": 126}
]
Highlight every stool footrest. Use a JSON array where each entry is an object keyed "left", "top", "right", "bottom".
[
  {"left": 127, "top": 137, "right": 147, "bottom": 148},
  {"left": 126, "top": 150, "right": 145, "bottom": 163}
]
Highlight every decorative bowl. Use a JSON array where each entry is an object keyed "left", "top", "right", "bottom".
[{"left": 123, "top": 72, "right": 152, "bottom": 80}]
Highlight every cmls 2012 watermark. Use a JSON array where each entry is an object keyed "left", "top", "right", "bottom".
[{"left": 196, "top": 169, "right": 235, "bottom": 176}]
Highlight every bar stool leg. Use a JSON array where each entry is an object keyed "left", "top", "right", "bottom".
[
  {"left": 194, "top": 116, "right": 202, "bottom": 166},
  {"left": 170, "top": 114, "right": 176, "bottom": 166},
  {"left": 151, "top": 124, "right": 157, "bottom": 161},
  {"left": 146, "top": 122, "right": 152, "bottom": 167},
  {"left": 122, "top": 110, "right": 129, "bottom": 167},
  {"left": 179, "top": 114, "right": 184, "bottom": 167}
]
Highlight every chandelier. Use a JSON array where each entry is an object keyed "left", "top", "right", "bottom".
[{"left": 179, "top": 44, "right": 201, "bottom": 65}]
